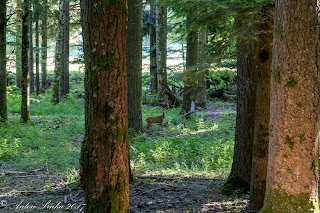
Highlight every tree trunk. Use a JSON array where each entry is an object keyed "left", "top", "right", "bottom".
[
  {"left": 249, "top": 4, "right": 273, "bottom": 211},
  {"left": 80, "top": 1, "right": 129, "bottom": 212},
  {"left": 29, "top": 5, "right": 34, "bottom": 94},
  {"left": 261, "top": 1, "right": 319, "bottom": 212},
  {"left": 40, "top": 0, "right": 48, "bottom": 92},
  {"left": 196, "top": 28, "right": 207, "bottom": 109},
  {"left": 52, "top": 0, "right": 63, "bottom": 104},
  {"left": 182, "top": 17, "right": 198, "bottom": 113},
  {"left": 35, "top": 4, "right": 40, "bottom": 96},
  {"left": 149, "top": 0, "right": 157, "bottom": 92},
  {"left": 155, "top": 1, "right": 167, "bottom": 96},
  {"left": 0, "top": 0, "right": 7, "bottom": 122},
  {"left": 21, "top": 0, "right": 30, "bottom": 122},
  {"left": 15, "top": 0, "right": 23, "bottom": 88},
  {"left": 222, "top": 11, "right": 258, "bottom": 195},
  {"left": 60, "top": 0, "right": 70, "bottom": 99},
  {"left": 128, "top": 0, "right": 143, "bottom": 133}
]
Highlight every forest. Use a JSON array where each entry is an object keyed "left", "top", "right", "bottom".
[{"left": 0, "top": 0, "right": 319, "bottom": 212}]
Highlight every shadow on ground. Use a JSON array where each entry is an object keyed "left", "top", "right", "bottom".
[{"left": 0, "top": 167, "right": 256, "bottom": 212}]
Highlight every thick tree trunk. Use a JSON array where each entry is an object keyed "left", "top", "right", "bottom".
[
  {"left": 15, "top": 0, "right": 23, "bottom": 88},
  {"left": 0, "top": 0, "right": 7, "bottom": 122},
  {"left": 261, "top": 1, "right": 319, "bottom": 212},
  {"left": 182, "top": 18, "right": 198, "bottom": 113},
  {"left": 155, "top": 1, "right": 167, "bottom": 95},
  {"left": 128, "top": 0, "right": 143, "bottom": 133},
  {"left": 21, "top": 0, "right": 30, "bottom": 122},
  {"left": 40, "top": 0, "right": 48, "bottom": 92},
  {"left": 249, "top": 4, "right": 273, "bottom": 211},
  {"left": 222, "top": 11, "right": 258, "bottom": 195},
  {"left": 80, "top": 1, "right": 129, "bottom": 212},
  {"left": 149, "top": 0, "right": 157, "bottom": 92}
]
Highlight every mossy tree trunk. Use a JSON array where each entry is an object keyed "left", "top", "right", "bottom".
[
  {"left": 222, "top": 10, "right": 258, "bottom": 195},
  {"left": 40, "top": 0, "right": 48, "bottom": 92},
  {"left": 149, "top": 0, "right": 157, "bottom": 92},
  {"left": 261, "top": 1, "right": 319, "bottom": 212},
  {"left": 128, "top": 0, "right": 143, "bottom": 133},
  {"left": 249, "top": 4, "right": 273, "bottom": 211},
  {"left": 182, "top": 17, "right": 198, "bottom": 113},
  {"left": 80, "top": 0, "right": 129, "bottom": 212},
  {"left": 0, "top": 0, "right": 7, "bottom": 123},
  {"left": 21, "top": 0, "right": 30, "bottom": 122}
]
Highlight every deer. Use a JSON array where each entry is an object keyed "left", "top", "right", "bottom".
[{"left": 145, "top": 112, "right": 165, "bottom": 130}]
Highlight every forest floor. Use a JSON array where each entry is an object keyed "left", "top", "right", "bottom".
[
  {"left": 0, "top": 168, "right": 256, "bottom": 213},
  {"left": 0, "top": 102, "right": 257, "bottom": 212}
]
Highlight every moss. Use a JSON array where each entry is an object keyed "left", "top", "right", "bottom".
[
  {"left": 310, "top": 160, "right": 318, "bottom": 173},
  {"left": 287, "top": 77, "right": 297, "bottom": 87},
  {"left": 272, "top": 68, "right": 281, "bottom": 84},
  {"left": 84, "top": 171, "right": 129, "bottom": 212},
  {"left": 299, "top": 134, "right": 306, "bottom": 143},
  {"left": 284, "top": 135, "right": 295, "bottom": 149},
  {"left": 276, "top": 24, "right": 284, "bottom": 40},
  {"left": 98, "top": 53, "right": 115, "bottom": 70},
  {"left": 103, "top": 0, "right": 116, "bottom": 4},
  {"left": 261, "top": 188, "right": 319, "bottom": 213},
  {"left": 297, "top": 102, "right": 303, "bottom": 108},
  {"left": 221, "top": 172, "right": 250, "bottom": 196}
]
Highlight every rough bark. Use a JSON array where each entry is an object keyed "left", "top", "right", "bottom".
[
  {"left": 261, "top": 1, "right": 319, "bottom": 212},
  {"left": 222, "top": 11, "right": 258, "bottom": 195},
  {"left": 0, "top": 0, "right": 7, "bottom": 122},
  {"left": 182, "top": 17, "right": 198, "bottom": 113},
  {"left": 80, "top": 1, "right": 129, "bottom": 212},
  {"left": 249, "top": 4, "right": 273, "bottom": 211},
  {"left": 127, "top": 0, "right": 143, "bottom": 133},
  {"left": 40, "top": 0, "right": 48, "bottom": 92},
  {"left": 21, "top": 0, "right": 30, "bottom": 122}
]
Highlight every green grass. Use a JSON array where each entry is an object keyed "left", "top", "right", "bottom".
[
  {"left": 131, "top": 106, "right": 235, "bottom": 177},
  {"left": 1, "top": 71, "right": 236, "bottom": 178}
]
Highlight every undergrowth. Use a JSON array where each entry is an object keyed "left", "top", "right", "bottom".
[
  {"left": 131, "top": 106, "right": 235, "bottom": 177},
  {"left": 1, "top": 71, "right": 236, "bottom": 179}
]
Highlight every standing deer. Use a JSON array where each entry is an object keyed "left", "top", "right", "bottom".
[{"left": 145, "top": 112, "right": 165, "bottom": 130}]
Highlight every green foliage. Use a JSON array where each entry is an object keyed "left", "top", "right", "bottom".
[
  {"left": 7, "top": 88, "right": 84, "bottom": 116},
  {"left": 2, "top": 71, "right": 84, "bottom": 172},
  {"left": 0, "top": 138, "right": 20, "bottom": 161},
  {"left": 131, "top": 106, "right": 235, "bottom": 176},
  {"left": 207, "top": 68, "right": 237, "bottom": 90},
  {"left": 0, "top": 115, "right": 83, "bottom": 171},
  {"left": 4, "top": 71, "right": 236, "bottom": 179}
]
